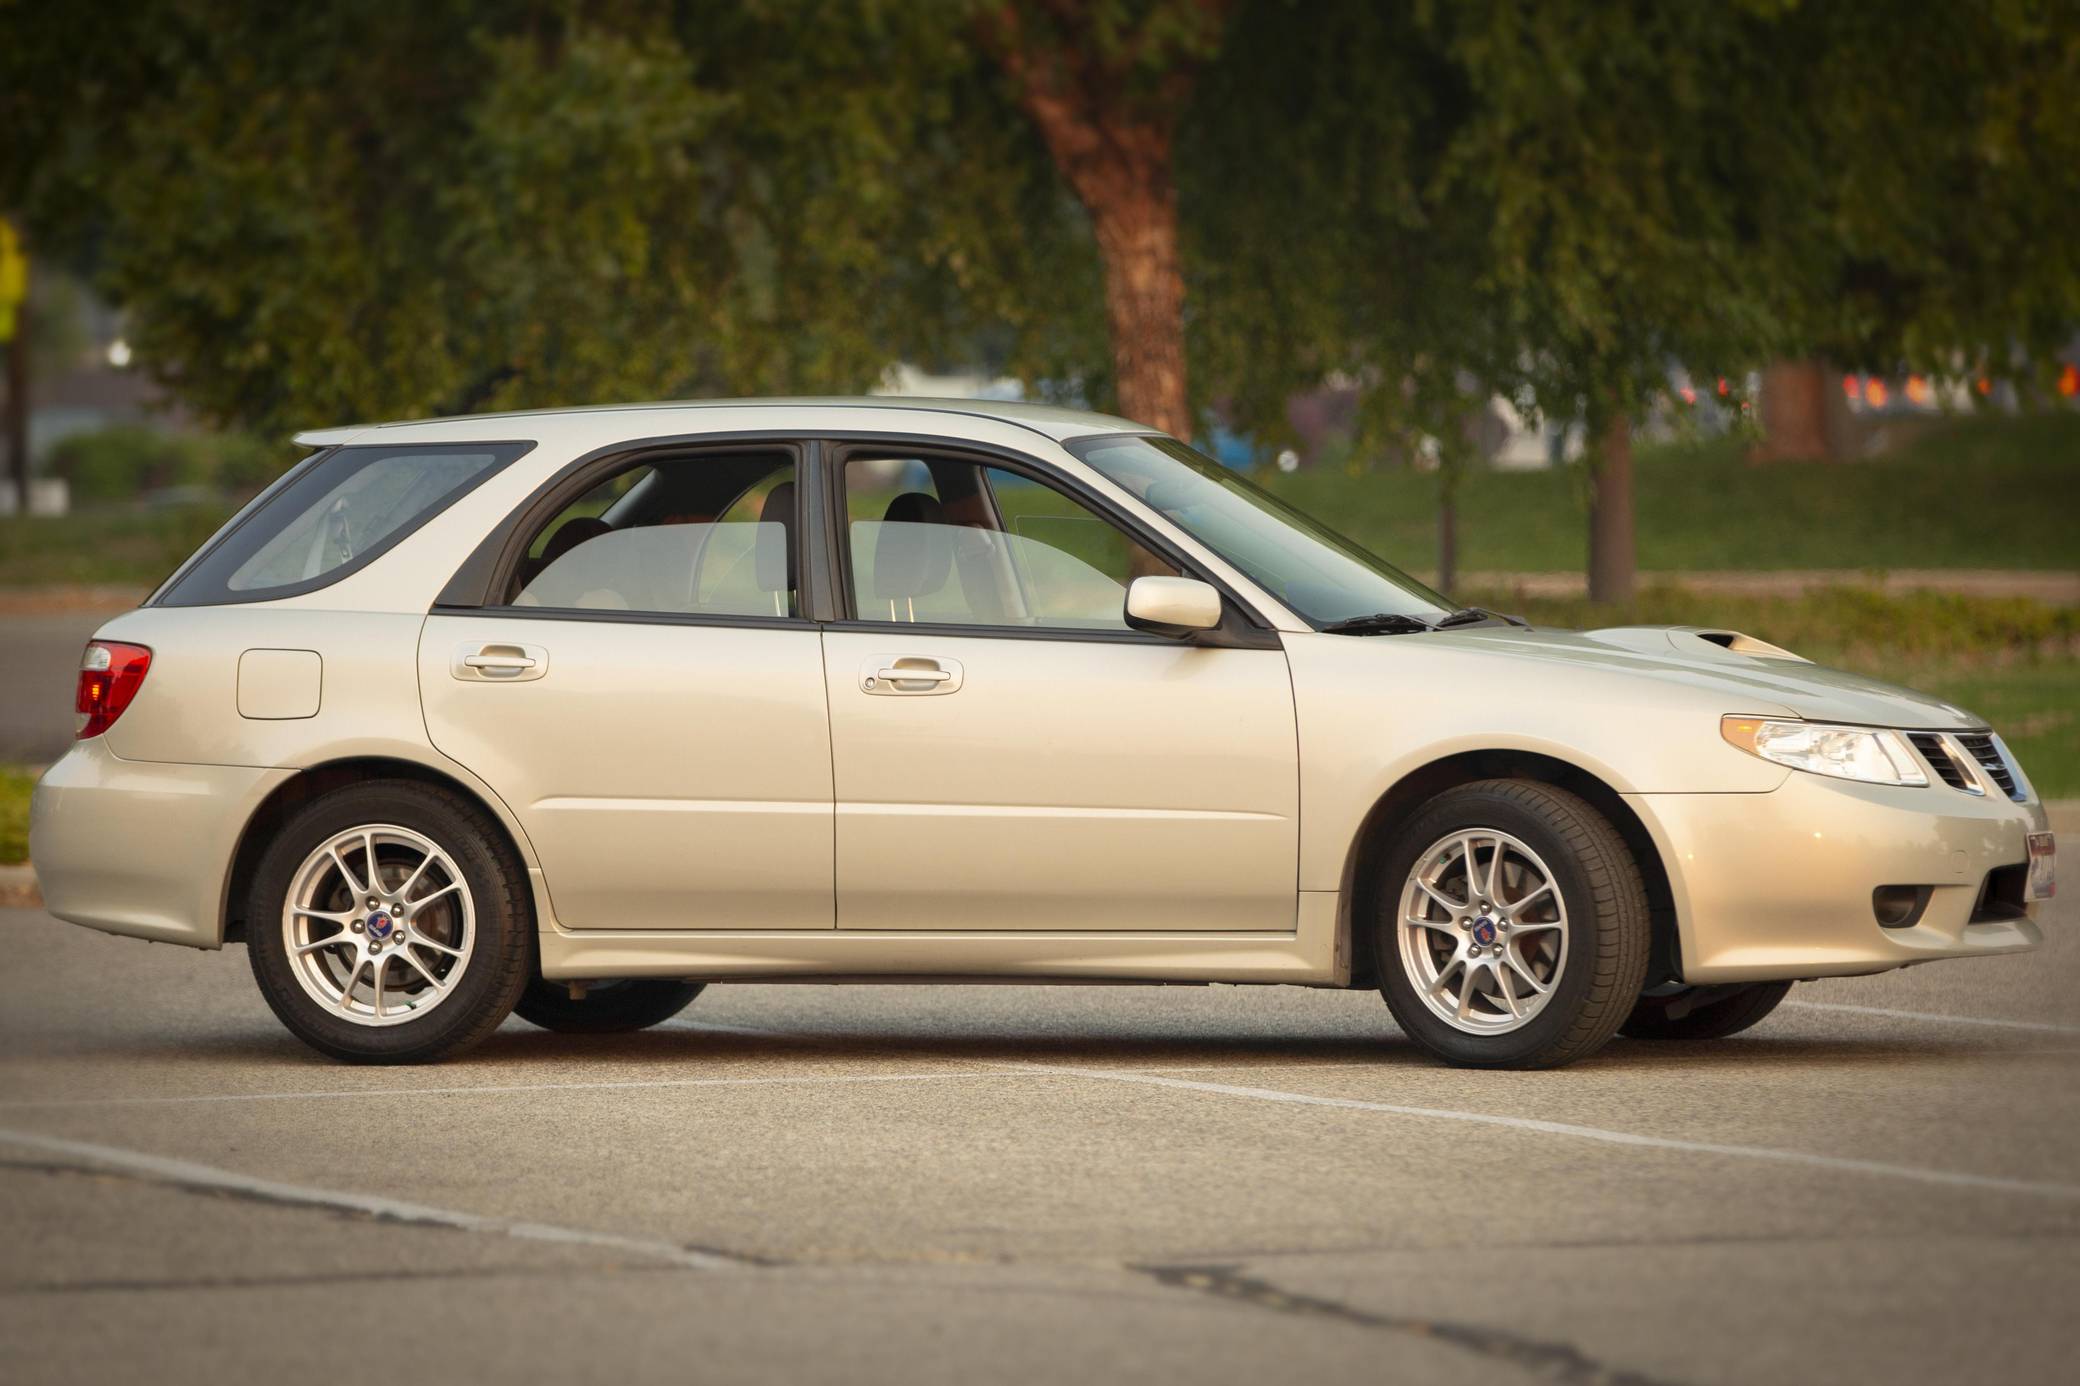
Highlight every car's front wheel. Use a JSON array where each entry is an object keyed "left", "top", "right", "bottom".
[
  {"left": 513, "top": 978, "right": 706, "bottom": 1034},
  {"left": 1619, "top": 981, "right": 1792, "bottom": 1040},
  {"left": 1376, "top": 779, "right": 1651, "bottom": 1069},
  {"left": 246, "top": 781, "right": 533, "bottom": 1064}
]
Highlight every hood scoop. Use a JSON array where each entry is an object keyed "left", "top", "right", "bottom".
[{"left": 1583, "top": 625, "right": 1811, "bottom": 664}]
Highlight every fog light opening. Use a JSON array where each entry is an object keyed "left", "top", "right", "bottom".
[{"left": 1872, "top": 885, "right": 1932, "bottom": 929}]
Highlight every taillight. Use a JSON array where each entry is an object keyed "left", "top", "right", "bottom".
[{"left": 76, "top": 641, "right": 152, "bottom": 739}]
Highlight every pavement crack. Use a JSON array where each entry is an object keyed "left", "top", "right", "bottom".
[{"left": 1136, "top": 1263, "right": 1681, "bottom": 1386}]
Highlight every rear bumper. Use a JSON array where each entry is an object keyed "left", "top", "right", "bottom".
[
  {"left": 1634, "top": 775, "right": 2047, "bottom": 983},
  {"left": 28, "top": 739, "right": 291, "bottom": 949}
]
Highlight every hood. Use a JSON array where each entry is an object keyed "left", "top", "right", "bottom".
[{"left": 1426, "top": 623, "right": 1984, "bottom": 729}]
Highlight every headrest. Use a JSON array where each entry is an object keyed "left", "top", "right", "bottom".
[
  {"left": 871, "top": 492, "right": 953, "bottom": 600},
  {"left": 754, "top": 481, "right": 796, "bottom": 593}
]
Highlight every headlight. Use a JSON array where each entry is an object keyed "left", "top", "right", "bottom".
[{"left": 1721, "top": 716, "right": 1928, "bottom": 786}]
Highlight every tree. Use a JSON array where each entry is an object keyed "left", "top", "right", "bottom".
[{"left": 975, "top": 1, "right": 1229, "bottom": 440}]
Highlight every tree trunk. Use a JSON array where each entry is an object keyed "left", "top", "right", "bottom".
[
  {"left": 1587, "top": 414, "right": 1635, "bottom": 604},
  {"left": 1087, "top": 182, "right": 1190, "bottom": 439},
  {"left": 4, "top": 278, "right": 25, "bottom": 517},
  {"left": 978, "top": 4, "right": 1222, "bottom": 442},
  {"left": 1752, "top": 358, "right": 1849, "bottom": 462},
  {"left": 1435, "top": 486, "right": 1458, "bottom": 596}
]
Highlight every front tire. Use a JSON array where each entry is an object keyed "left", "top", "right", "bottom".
[
  {"left": 1619, "top": 982, "right": 1791, "bottom": 1040},
  {"left": 1375, "top": 779, "right": 1651, "bottom": 1069},
  {"left": 246, "top": 781, "right": 533, "bottom": 1064},
  {"left": 514, "top": 978, "right": 706, "bottom": 1034}
]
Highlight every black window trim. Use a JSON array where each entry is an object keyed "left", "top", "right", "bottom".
[
  {"left": 429, "top": 426, "right": 1280, "bottom": 650},
  {"left": 153, "top": 440, "right": 536, "bottom": 608},
  {"left": 821, "top": 437, "right": 1281, "bottom": 650}
]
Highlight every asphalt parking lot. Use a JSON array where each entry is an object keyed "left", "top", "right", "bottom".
[{"left": 3, "top": 809, "right": 2075, "bottom": 1386}]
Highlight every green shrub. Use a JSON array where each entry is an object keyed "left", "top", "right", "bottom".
[{"left": 47, "top": 425, "right": 208, "bottom": 503}]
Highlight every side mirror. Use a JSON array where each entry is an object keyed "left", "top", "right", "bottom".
[{"left": 1124, "top": 575, "right": 1223, "bottom": 637}]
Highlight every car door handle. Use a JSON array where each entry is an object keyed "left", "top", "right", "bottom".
[
  {"left": 861, "top": 654, "right": 963, "bottom": 695},
  {"left": 453, "top": 642, "right": 549, "bottom": 682}
]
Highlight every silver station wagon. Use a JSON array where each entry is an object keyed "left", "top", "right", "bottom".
[{"left": 30, "top": 399, "right": 2055, "bottom": 1068}]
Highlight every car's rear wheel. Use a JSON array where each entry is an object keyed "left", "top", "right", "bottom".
[
  {"left": 1619, "top": 981, "right": 1792, "bottom": 1040},
  {"left": 513, "top": 978, "right": 706, "bottom": 1034},
  {"left": 1375, "top": 779, "right": 1651, "bottom": 1069},
  {"left": 246, "top": 781, "right": 532, "bottom": 1064}
]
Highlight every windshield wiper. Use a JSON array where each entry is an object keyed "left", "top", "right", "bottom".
[
  {"left": 1320, "top": 612, "right": 1435, "bottom": 636},
  {"left": 1435, "top": 606, "right": 1527, "bottom": 629}
]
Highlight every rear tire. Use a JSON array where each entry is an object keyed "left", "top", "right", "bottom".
[
  {"left": 246, "top": 780, "right": 532, "bottom": 1064},
  {"left": 1619, "top": 982, "right": 1792, "bottom": 1040},
  {"left": 1375, "top": 779, "right": 1651, "bottom": 1069},
  {"left": 514, "top": 978, "right": 706, "bottom": 1034}
]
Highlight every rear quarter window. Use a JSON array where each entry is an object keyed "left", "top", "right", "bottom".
[{"left": 158, "top": 442, "right": 532, "bottom": 606}]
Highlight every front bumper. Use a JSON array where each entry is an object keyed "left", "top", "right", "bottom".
[
  {"left": 29, "top": 738, "right": 293, "bottom": 949},
  {"left": 1634, "top": 772, "right": 2047, "bottom": 984}
]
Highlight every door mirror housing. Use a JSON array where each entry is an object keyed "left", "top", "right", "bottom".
[{"left": 1124, "top": 575, "right": 1223, "bottom": 637}]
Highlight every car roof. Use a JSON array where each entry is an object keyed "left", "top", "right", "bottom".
[{"left": 291, "top": 396, "right": 1152, "bottom": 448}]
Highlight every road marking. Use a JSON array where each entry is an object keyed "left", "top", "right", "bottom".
[
  {"left": 0, "top": 1127, "right": 744, "bottom": 1270},
  {"left": 0, "top": 1062, "right": 1388, "bottom": 1112},
  {"left": 0, "top": 1069, "right": 1054, "bottom": 1111},
  {"left": 1782, "top": 1000, "right": 2080, "bottom": 1034},
  {"left": 1006, "top": 1065, "right": 2080, "bottom": 1202}
]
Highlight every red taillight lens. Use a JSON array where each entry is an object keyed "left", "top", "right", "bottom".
[{"left": 75, "top": 641, "right": 152, "bottom": 740}]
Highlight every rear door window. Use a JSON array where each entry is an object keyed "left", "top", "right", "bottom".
[{"left": 160, "top": 443, "right": 530, "bottom": 605}]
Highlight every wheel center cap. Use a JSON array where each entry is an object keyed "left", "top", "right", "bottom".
[
  {"left": 1471, "top": 917, "right": 1498, "bottom": 947},
  {"left": 366, "top": 912, "right": 394, "bottom": 940}
]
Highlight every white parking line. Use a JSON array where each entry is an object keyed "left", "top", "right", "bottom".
[
  {"left": 0, "top": 1069, "right": 1052, "bottom": 1112},
  {"left": 1781, "top": 1000, "right": 2080, "bottom": 1034},
  {"left": 0, "top": 1062, "right": 1387, "bottom": 1112},
  {"left": 0, "top": 1127, "right": 743, "bottom": 1270},
  {"left": 1005, "top": 1065, "right": 2080, "bottom": 1203}
]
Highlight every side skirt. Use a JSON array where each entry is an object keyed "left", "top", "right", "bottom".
[{"left": 538, "top": 891, "right": 1344, "bottom": 986}]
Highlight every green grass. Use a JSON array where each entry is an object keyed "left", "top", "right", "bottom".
[
  {"left": 1897, "top": 662, "right": 2080, "bottom": 800},
  {"left": 1262, "top": 411, "right": 2080, "bottom": 574},
  {"left": 0, "top": 504, "right": 232, "bottom": 589},
  {"left": 0, "top": 767, "right": 31, "bottom": 866},
  {"left": 4, "top": 411, "right": 2077, "bottom": 588}
]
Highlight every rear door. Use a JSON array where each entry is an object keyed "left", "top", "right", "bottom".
[
  {"left": 421, "top": 445, "right": 835, "bottom": 931},
  {"left": 821, "top": 445, "right": 1299, "bottom": 933}
]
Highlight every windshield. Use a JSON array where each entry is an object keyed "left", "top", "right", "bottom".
[{"left": 1067, "top": 435, "right": 1450, "bottom": 626}]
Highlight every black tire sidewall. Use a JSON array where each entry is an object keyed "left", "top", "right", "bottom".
[
  {"left": 1376, "top": 783, "right": 1644, "bottom": 1068},
  {"left": 246, "top": 782, "right": 532, "bottom": 1063}
]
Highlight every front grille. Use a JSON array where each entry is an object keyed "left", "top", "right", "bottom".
[
  {"left": 1908, "top": 732, "right": 1972, "bottom": 791},
  {"left": 1956, "top": 733, "right": 2021, "bottom": 800}
]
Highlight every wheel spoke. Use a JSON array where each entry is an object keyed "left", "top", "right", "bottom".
[
  {"left": 1405, "top": 913, "right": 1460, "bottom": 934},
  {"left": 400, "top": 947, "right": 447, "bottom": 991},
  {"left": 1414, "top": 877, "right": 1462, "bottom": 915},
  {"left": 1494, "top": 963, "right": 1522, "bottom": 1018},
  {"left": 327, "top": 845, "right": 366, "bottom": 897},
  {"left": 294, "top": 906, "right": 358, "bottom": 923},
  {"left": 372, "top": 954, "right": 388, "bottom": 1018},
  {"left": 1484, "top": 838, "right": 1504, "bottom": 900},
  {"left": 1454, "top": 965, "right": 1479, "bottom": 1020},
  {"left": 410, "top": 880, "right": 461, "bottom": 910},
  {"left": 294, "top": 935, "right": 352, "bottom": 957},
  {"left": 1426, "top": 956, "right": 1464, "bottom": 998},
  {"left": 336, "top": 958, "right": 365, "bottom": 1012},
  {"left": 1503, "top": 947, "right": 1551, "bottom": 994},
  {"left": 1500, "top": 879, "right": 1553, "bottom": 917},
  {"left": 395, "top": 852, "right": 434, "bottom": 902},
  {"left": 410, "top": 934, "right": 465, "bottom": 959}
]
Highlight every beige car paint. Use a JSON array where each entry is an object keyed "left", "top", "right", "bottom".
[
  {"left": 821, "top": 627, "right": 1298, "bottom": 933},
  {"left": 29, "top": 398, "right": 2048, "bottom": 996},
  {"left": 419, "top": 613, "right": 836, "bottom": 932}
]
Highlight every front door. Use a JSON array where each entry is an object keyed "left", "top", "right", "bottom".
[
  {"left": 421, "top": 447, "right": 834, "bottom": 931},
  {"left": 822, "top": 447, "right": 1299, "bottom": 933}
]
